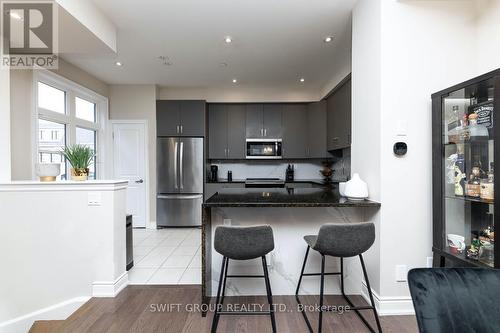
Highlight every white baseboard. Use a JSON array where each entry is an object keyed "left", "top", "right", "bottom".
[
  {"left": 147, "top": 220, "right": 156, "bottom": 229},
  {"left": 0, "top": 297, "right": 90, "bottom": 333},
  {"left": 92, "top": 272, "right": 129, "bottom": 297},
  {"left": 361, "top": 282, "right": 415, "bottom": 316}
]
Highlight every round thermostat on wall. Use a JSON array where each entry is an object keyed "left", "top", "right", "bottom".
[{"left": 393, "top": 142, "right": 407, "bottom": 156}]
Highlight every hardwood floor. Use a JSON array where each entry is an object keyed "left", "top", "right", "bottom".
[{"left": 43, "top": 286, "right": 417, "bottom": 333}]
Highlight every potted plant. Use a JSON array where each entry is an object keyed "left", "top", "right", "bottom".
[{"left": 61, "top": 144, "right": 95, "bottom": 181}]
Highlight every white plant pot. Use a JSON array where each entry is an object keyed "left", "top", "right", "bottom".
[
  {"left": 344, "top": 173, "right": 369, "bottom": 201},
  {"left": 35, "top": 163, "right": 60, "bottom": 182}
]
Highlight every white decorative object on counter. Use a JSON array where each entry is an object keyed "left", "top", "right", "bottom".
[
  {"left": 339, "top": 182, "right": 347, "bottom": 197},
  {"left": 35, "top": 163, "right": 60, "bottom": 182},
  {"left": 344, "top": 173, "right": 369, "bottom": 201}
]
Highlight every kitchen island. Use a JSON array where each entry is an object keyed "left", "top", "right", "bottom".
[{"left": 201, "top": 186, "right": 380, "bottom": 312}]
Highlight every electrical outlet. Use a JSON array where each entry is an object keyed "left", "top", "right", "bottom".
[
  {"left": 223, "top": 219, "right": 232, "bottom": 226},
  {"left": 88, "top": 192, "right": 102, "bottom": 206},
  {"left": 395, "top": 265, "right": 407, "bottom": 282},
  {"left": 426, "top": 257, "right": 433, "bottom": 268}
]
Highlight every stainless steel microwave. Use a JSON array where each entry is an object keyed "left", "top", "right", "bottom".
[{"left": 246, "top": 139, "right": 282, "bottom": 159}]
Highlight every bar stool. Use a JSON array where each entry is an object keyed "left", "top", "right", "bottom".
[
  {"left": 295, "top": 222, "right": 382, "bottom": 333},
  {"left": 211, "top": 225, "right": 277, "bottom": 333}
]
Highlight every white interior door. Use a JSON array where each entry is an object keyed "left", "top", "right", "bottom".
[{"left": 112, "top": 122, "right": 147, "bottom": 228}]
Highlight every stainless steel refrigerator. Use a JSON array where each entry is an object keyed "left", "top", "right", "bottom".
[{"left": 157, "top": 137, "right": 203, "bottom": 227}]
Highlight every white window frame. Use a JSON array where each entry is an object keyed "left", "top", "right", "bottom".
[{"left": 32, "top": 70, "right": 109, "bottom": 180}]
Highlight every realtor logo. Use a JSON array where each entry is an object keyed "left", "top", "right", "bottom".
[{"left": 1, "top": 0, "right": 58, "bottom": 69}]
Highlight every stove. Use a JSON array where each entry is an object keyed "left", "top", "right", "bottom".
[{"left": 245, "top": 178, "right": 286, "bottom": 188}]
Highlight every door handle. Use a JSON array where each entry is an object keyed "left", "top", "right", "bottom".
[
  {"left": 135, "top": 179, "right": 144, "bottom": 184},
  {"left": 174, "top": 141, "right": 178, "bottom": 189},
  {"left": 179, "top": 141, "right": 184, "bottom": 189},
  {"left": 264, "top": 128, "right": 267, "bottom": 137},
  {"left": 260, "top": 128, "right": 264, "bottom": 137},
  {"left": 180, "top": 125, "right": 183, "bottom": 134},
  {"left": 176, "top": 125, "right": 180, "bottom": 134}
]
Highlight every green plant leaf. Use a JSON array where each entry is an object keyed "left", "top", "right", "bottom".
[{"left": 61, "top": 144, "right": 95, "bottom": 169}]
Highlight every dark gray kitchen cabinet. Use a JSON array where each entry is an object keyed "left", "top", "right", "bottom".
[
  {"left": 263, "top": 104, "right": 283, "bottom": 138},
  {"left": 245, "top": 104, "right": 282, "bottom": 138},
  {"left": 208, "top": 104, "right": 246, "bottom": 159},
  {"left": 283, "top": 104, "right": 308, "bottom": 158},
  {"left": 156, "top": 100, "right": 180, "bottom": 136},
  {"left": 327, "top": 78, "right": 351, "bottom": 150},
  {"left": 179, "top": 100, "right": 205, "bottom": 136},
  {"left": 208, "top": 104, "right": 227, "bottom": 159},
  {"left": 156, "top": 100, "right": 205, "bottom": 136},
  {"left": 245, "top": 104, "right": 264, "bottom": 138},
  {"left": 307, "top": 101, "right": 327, "bottom": 158},
  {"left": 226, "top": 104, "right": 246, "bottom": 159}
]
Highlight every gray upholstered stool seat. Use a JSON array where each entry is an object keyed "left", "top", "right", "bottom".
[
  {"left": 303, "top": 235, "right": 317, "bottom": 248},
  {"left": 211, "top": 225, "right": 276, "bottom": 333},
  {"left": 214, "top": 225, "right": 274, "bottom": 260},
  {"left": 304, "top": 222, "right": 375, "bottom": 257},
  {"left": 296, "top": 222, "right": 382, "bottom": 333}
]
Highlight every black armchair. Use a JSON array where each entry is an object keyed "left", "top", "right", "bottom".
[{"left": 408, "top": 268, "right": 500, "bottom": 333}]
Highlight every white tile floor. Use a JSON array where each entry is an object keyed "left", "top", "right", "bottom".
[{"left": 128, "top": 227, "right": 201, "bottom": 285}]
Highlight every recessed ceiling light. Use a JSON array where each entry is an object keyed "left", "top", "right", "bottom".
[
  {"left": 300, "top": 78, "right": 305, "bottom": 83},
  {"left": 225, "top": 37, "right": 232, "bottom": 44},
  {"left": 115, "top": 61, "right": 122, "bottom": 66},
  {"left": 324, "top": 36, "right": 333, "bottom": 43},
  {"left": 232, "top": 79, "right": 237, "bottom": 83}
]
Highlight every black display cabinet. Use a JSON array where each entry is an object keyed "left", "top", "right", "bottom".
[{"left": 432, "top": 69, "right": 500, "bottom": 268}]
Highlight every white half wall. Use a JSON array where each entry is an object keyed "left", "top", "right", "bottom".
[
  {"left": 0, "top": 69, "right": 11, "bottom": 181},
  {"left": 0, "top": 181, "right": 128, "bottom": 332}
]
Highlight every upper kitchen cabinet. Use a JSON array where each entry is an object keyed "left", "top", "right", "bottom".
[
  {"left": 245, "top": 104, "right": 264, "bottom": 138},
  {"left": 208, "top": 104, "right": 246, "bottom": 159},
  {"left": 226, "top": 104, "right": 246, "bottom": 159},
  {"left": 245, "top": 104, "right": 283, "bottom": 138},
  {"left": 283, "top": 104, "right": 308, "bottom": 158},
  {"left": 307, "top": 101, "right": 328, "bottom": 158},
  {"left": 157, "top": 100, "right": 206, "bottom": 137},
  {"left": 326, "top": 77, "right": 351, "bottom": 151},
  {"left": 208, "top": 104, "right": 227, "bottom": 159},
  {"left": 263, "top": 104, "right": 283, "bottom": 138}
]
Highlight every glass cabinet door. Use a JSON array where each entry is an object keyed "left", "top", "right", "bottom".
[{"left": 442, "top": 77, "right": 495, "bottom": 267}]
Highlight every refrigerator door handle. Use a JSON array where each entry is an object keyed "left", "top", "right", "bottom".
[
  {"left": 179, "top": 141, "right": 184, "bottom": 189},
  {"left": 173, "top": 141, "right": 178, "bottom": 189},
  {"left": 157, "top": 194, "right": 203, "bottom": 200}
]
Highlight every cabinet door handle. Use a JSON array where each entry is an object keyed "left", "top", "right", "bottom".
[
  {"left": 180, "top": 125, "right": 183, "bottom": 134},
  {"left": 333, "top": 137, "right": 339, "bottom": 141},
  {"left": 264, "top": 128, "right": 267, "bottom": 137},
  {"left": 176, "top": 125, "right": 179, "bottom": 134},
  {"left": 260, "top": 128, "right": 264, "bottom": 136}
]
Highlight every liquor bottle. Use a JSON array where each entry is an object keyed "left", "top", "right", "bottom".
[
  {"left": 466, "top": 166, "right": 482, "bottom": 198},
  {"left": 468, "top": 113, "right": 489, "bottom": 141},
  {"left": 480, "top": 163, "right": 494, "bottom": 202}
]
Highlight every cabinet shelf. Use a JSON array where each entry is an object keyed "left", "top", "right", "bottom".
[{"left": 445, "top": 195, "right": 494, "bottom": 205}]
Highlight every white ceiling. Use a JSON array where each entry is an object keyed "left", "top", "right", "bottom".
[{"left": 61, "top": 0, "right": 355, "bottom": 95}]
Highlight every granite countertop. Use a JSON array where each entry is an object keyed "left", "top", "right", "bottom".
[{"left": 203, "top": 186, "right": 380, "bottom": 208}]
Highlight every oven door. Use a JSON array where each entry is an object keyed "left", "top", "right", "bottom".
[{"left": 246, "top": 139, "right": 282, "bottom": 159}]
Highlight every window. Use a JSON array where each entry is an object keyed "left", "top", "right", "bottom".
[
  {"left": 38, "top": 119, "right": 66, "bottom": 180},
  {"left": 35, "top": 71, "right": 107, "bottom": 180},
  {"left": 75, "top": 97, "right": 96, "bottom": 122},
  {"left": 37, "top": 82, "right": 65, "bottom": 114},
  {"left": 76, "top": 127, "right": 96, "bottom": 180}
]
